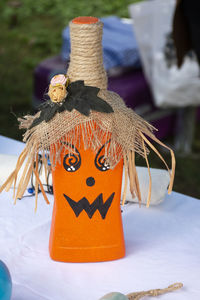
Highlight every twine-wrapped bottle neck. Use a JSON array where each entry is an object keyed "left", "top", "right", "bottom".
[{"left": 67, "top": 20, "right": 107, "bottom": 90}]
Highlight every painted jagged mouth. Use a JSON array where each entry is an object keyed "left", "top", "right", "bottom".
[{"left": 63, "top": 192, "right": 115, "bottom": 219}]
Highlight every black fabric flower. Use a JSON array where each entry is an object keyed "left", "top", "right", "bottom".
[{"left": 29, "top": 81, "right": 113, "bottom": 129}]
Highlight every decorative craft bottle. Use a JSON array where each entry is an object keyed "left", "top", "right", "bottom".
[{"left": 49, "top": 17, "right": 125, "bottom": 262}]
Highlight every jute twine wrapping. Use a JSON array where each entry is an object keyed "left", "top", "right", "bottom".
[
  {"left": 126, "top": 282, "right": 183, "bottom": 299},
  {"left": 0, "top": 19, "right": 175, "bottom": 209},
  {"left": 67, "top": 20, "right": 107, "bottom": 89}
]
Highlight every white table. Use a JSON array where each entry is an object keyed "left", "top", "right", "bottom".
[{"left": 0, "top": 135, "right": 200, "bottom": 300}]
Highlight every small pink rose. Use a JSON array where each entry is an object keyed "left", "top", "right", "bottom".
[{"left": 50, "top": 74, "right": 67, "bottom": 86}]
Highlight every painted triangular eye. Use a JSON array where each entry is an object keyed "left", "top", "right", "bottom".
[
  {"left": 63, "top": 143, "right": 81, "bottom": 172},
  {"left": 95, "top": 140, "right": 111, "bottom": 172}
]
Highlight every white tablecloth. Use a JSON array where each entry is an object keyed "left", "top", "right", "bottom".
[{"left": 0, "top": 135, "right": 200, "bottom": 300}]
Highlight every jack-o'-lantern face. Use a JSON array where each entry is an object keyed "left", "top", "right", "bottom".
[
  {"left": 62, "top": 141, "right": 116, "bottom": 219},
  {"left": 52, "top": 138, "right": 123, "bottom": 221}
]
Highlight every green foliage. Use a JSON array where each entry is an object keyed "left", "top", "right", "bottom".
[{"left": 0, "top": 0, "right": 142, "bottom": 23}]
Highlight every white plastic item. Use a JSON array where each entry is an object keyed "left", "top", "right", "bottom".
[
  {"left": 129, "top": 0, "right": 200, "bottom": 108},
  {"left": 122, "top": 166, "right": 170, "bottom": 206}
]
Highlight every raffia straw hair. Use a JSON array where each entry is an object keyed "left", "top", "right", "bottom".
[{"left": 0, "top": 19, "right": 175, "bottom": 209}]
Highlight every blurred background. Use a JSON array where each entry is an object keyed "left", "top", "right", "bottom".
[{"left": 0, "top": 0, "right": 200, "bottom": 198}]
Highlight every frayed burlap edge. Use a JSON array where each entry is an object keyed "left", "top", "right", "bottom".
[{"left": 0, "top": 89, "right": 175, "bottom": 210}]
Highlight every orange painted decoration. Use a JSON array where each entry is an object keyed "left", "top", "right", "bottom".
[
  {"left": 49, "top": 130, "right": 125, "bottom": 262},
  {"left": 72, "top": 16, "right": 99, "bottom": 24},
  {"left": 49, "top": 17, "right": 124, "bottom": 262}
]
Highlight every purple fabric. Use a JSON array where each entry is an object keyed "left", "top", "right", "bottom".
[
  {"left": 108, "top": 69, "right": 152, "bottom": 108},
  {"left": 107, "top": 69, "right": 176, "bottom": 139},
  {"left": 33, "top": 56, "right": 175, "bottom": 140}
]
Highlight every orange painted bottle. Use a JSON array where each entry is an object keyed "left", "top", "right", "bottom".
[{"left": 49, "top": 17, "right": 125, "bottom": 262}]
